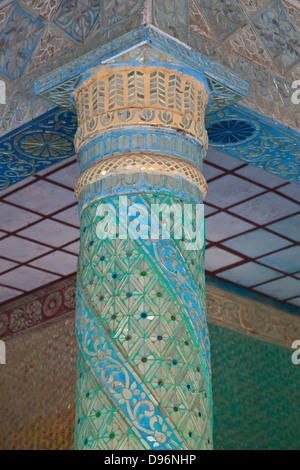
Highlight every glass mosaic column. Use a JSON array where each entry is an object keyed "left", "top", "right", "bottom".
[{"left": 73, "top": 66, "right": 212, "bottom": 450}]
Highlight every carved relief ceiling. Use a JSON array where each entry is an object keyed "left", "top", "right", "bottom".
[
  {"left": 155, "top": 0, "right": 300, "bottom": 132},
  {"left": 189, "top": 0, "right": 300, "bottom": 73},
  {"left": 0, "top": 0, "right": 145, "bottom": 81},
  {"left": 0, "top": 0, "right": 146, "bottom": 137}
]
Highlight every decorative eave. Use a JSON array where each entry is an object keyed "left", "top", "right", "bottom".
[
  {"left": 1, "top": 26, "right": 299, "bottom": 192},
  {"left": 206, "top": 104, "right": 300, "bottom": 184},
  {"left": 34, "top": 25, "right": 249, "bottom": 114}
]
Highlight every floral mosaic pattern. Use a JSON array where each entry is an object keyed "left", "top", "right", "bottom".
[
  {"left": 282, "top": 0, "right": 300, "bottom": 33},
  {"left": 207, "top": 119, "right": 256, "bottom": 144},
  {"left": 0, "top": 276, "right": 76, "bottom": 340},
  {"left": 189, "top": 0, "right": 216, "bottom": 40},
  {"left": 0, "top": 2, "right": 13, "bottom": 36},
  {"left": 0, "top": 70, "right": 53, "bottom": 138},
  {"left": 0, "top": 1, "right": 146, "bottom": 81},
  {"left": 206, "top": 106, "right": 300, "bottom": 184},
  {"left": 25, "top": 27, "right": 72, "bottom": 73},
  {"left": 237, "top": 0, "right": 274, "bottom": 17},
  {"left": 188, "top": 0, "right": 300, "bottom": 75},
  {"left": 228, "top": 23, "right": 278, "bottom": 72},
  {"left": 147, "top": 0, "right": 300, "bottom": 133},
  {"left": 16, "top": 131, "right": 74, "bottom": 159},
  {"left": 102, "top": 0, "right": 144, "bottom": 25},
  {"left": 22, "top": 0, "right": 63, "bottom": 20},
  {"left": 189, "top": 30, "right": 299, "bottom": 133}
]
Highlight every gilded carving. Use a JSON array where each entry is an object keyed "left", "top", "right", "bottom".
[{"left": 74, "top": 66, "right": 208, "bottom": 152}]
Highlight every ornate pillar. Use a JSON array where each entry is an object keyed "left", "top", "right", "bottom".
[
  {"left": 73, "top": 66, "right": 212, "bottom": 450},
  {"left": 34, "top": 27, "right": 247, "bottom": 451}
]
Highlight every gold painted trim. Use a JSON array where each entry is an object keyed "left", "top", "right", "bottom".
[
  {"left": 1, "top": 275, "right": 299, "bottom": 349},
  {"left": 73, "top": 66, "right": 208, "bottom": 152},
  {"left": 206, "top": 283, "right": 300, "bottom": 350},
  {"left": 74, "top": 66, "right": 208, "bottom": 106}
]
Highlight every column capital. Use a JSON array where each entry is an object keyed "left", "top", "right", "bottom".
[
  {"left": 35, "top": 26, "right": 248, "bottom": 213},
  {"left": 73, "top": 64, "right": 209, "bottom": 212}
]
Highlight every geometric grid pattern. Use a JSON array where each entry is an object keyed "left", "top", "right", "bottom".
[{"left": 0, "top": 157, "right": 80, "bottom": 304}]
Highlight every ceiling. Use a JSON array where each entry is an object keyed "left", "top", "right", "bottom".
[
  {"left": 157, "top": 0, "right": 300, "bottom": 133},
  {"left": 0, "top": 158, "right": 80, "bottom": 302},
  {"left": 0, "top": 149, "right": 299, "bottom": 309},
  {"left": 204, "top": 149, "right": 300, "bottom": 307}
]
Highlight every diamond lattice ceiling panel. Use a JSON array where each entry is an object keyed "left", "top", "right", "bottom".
[
  {"left": 0, "top": 158, "right": 80, "bottom": 303},
  {"left": 203, "top": 150, "right": 300, "bottom": 308}
]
